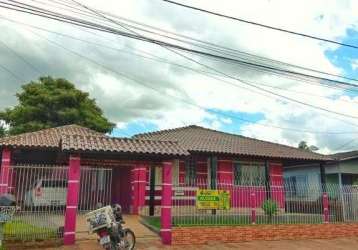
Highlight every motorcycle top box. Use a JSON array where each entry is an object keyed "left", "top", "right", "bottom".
[{"left": 85, "top": 205, "right": 115, "bottom": 233}]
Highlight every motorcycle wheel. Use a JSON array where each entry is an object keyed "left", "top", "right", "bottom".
[
  {"left": 103, "top": 243, "right": 116, "bottom": 250},
  {"left": 123, "top": 229, "right": 136, "bottom": 250}
]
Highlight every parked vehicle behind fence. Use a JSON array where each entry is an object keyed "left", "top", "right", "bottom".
[{"left": 24, "top": 179, "right": 67, "bottom": 207}]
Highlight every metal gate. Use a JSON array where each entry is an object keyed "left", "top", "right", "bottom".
[
  {"left": 78, "top": 167, "right": 113, "bottom": 212},
  {"left": 8, "top": 164, "right": 67, "bottom": 241},
  {"left": 341, "top": 185, "right": 358, "bottom": 221}
]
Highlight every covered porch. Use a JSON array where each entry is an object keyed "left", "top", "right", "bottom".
[{"left": 0, "top": 132, "right": 188, "bottom": 246}]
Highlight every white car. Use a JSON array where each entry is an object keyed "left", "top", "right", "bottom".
[{"left": 24, "top": 179, "right": 67, "bottom": 207}]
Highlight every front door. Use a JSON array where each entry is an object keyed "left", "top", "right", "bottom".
[{"left": 112, "top": 167, "right": 132, "bottom": 213}]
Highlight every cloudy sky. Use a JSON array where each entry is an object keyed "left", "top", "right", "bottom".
[{"left": 0, "top": 0, "right": 358, "bottom": 153}]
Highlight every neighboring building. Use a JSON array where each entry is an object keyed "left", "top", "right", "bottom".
[
  {"left": 283, "top": 150, "right": 358, "bottom": 217},
  {"left": 327, "top": 151, "right": 358, "bottom": 186},
  {"left": 284, "top": 150, "right": 358, "bottom": 193},
  {"left": 283, "top": 150, "right": 358, "bottom": 221}
]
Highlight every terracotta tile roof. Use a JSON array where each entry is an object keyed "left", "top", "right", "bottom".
[
  {"left": 61, "top": 134, "right": 189, "bottom": 156},
  {"left": 0, "top": 124, "right": 105, "bottom": 149},
  {"left": 134, "top": 125, "right": 332, "bottom": 161},
  {"left": 329, "top": 150, "right": 358, "bottom": 161},
  {"left": 0, "top": 124, "right": 189, "bottom": 156}
]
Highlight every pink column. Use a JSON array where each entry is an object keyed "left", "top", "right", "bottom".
[
  {"left": 64, "top": 154, "right": 81, "bottom": 245},
  {"left": 161, "top": 161, "right": 172, "bottom": 245},
  {"left": 323, "top": 192, "right": 329, "bottom": 223},
  {"left": 0, "top": 148, "right": 11, "bottom": 194},
  {"left": 132, "top": 163, "right": 148, "bottom": 215},
  {"left": 250, "top": 192, "right": 256, "bottom": 224}
]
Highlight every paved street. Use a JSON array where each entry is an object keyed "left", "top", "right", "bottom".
[{"left": 42, "top": 237, "right": 358, "bottom": 250}]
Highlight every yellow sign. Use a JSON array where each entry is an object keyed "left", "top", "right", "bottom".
[{"left": 196, "top": 189, "right": 230, "bottom": 210}]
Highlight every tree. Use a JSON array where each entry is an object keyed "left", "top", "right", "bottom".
[
  {"left": 298, "top": 141, "right": 319, "bottom": 152},
  {"left": 1, "top": 76, "right": 115, "bottom": 135}
]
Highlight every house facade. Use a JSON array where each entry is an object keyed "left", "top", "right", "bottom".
[
  {"left": 284, "top": 151, "right": 358, "bottom": 199},
  {"left": 0, "top": 124, "right": 331, "bottom": 245}
]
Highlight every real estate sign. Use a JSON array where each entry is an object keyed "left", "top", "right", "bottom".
[{"left": 196, "top": 189, "right": 230, "bottom": 210}]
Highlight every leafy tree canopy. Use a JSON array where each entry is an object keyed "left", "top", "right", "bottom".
[
  {"left": 0, "top": 76, "right": 115, "bottom": 135},
  {"left": 298, "top": 141, "right": 319, "bottom": 152}
]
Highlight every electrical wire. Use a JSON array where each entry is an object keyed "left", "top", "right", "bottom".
[
  {"left": 163, "top": 0, "right": 358, "bottom": 50},
  {"left": 44, "top": 0, "right": 358, "bottom": 85},
  {"left": 69, "top": 0, "right": 358, "bottom": 120},
  {"left": 0, "top": 39, "right": 42, "bottom": 75},
  {"left": 24, "top": 28, "right": 358, "bottom": 135},
  {"left": 2, "top": 14, "right": 356, "bottom": 106},
  {"left": 333, "top": 138, "right": 358, "bottom": 152},
  {"left": 2, "top": 0, "right": 358, "bottom": 92},
  {"left": 2, "top": 0, "right": 358, "bottom": 135}
]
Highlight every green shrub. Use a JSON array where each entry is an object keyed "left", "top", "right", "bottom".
[{"left": 262, "top": 199, "right": 278, "bottom": 222}]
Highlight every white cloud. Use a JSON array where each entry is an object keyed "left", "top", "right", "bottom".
[{"left": 352, "top": 59, "right": 358, "bottom": 71}]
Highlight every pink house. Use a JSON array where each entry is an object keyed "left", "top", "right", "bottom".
[{"left": 0, "top": 124, "right": 331, "bottom": 245}]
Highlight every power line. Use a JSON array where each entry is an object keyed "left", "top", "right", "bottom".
[
  {"left": 23, "top": 27, "right": 358, "bottom": 135},
  {"left": 2, "top": 0, "right": 358, "bottom": 93},
  {"left": 66, "top": 1, "right": 358, "bottom": 132},
  {"left": 163, "top": 0, "right": 358, "bottom": 50},
  {"left": 71, "top": 1, "right": 358, "bottom": 120},
  {"left": 333, "top": 138, "right": 358, "bottom": 152},
  {"left": 39, "top": 0, "right": 358, "bottom": 97},
  {"left": 0, "top": 38, "right": 42, "bottom": 75},
  {"left": 2, "top": 1, "right": 358, "bottom": 133},
  {"left": 3, "top": 0, "right": 358, "bottom": 92},
  {"left": 59, "top": 1, "right": 358, "bottom": 91},
  {"left": 43, "top": 0, "right": 358, "bottom": 85},
  {"left": 2, "top": 13, "right": 356, "bottom": 100},
  {"left": 2, "top": 15, "right": 356, "bottom": 107},
  {"left": 0, "top": 63, "right": 25, "bottom": 82},
  {"left": 91, "top": 8, "right": 358, "bottom": 84}
]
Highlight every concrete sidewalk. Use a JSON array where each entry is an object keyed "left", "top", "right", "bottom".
[{"left": 43, "top": 237, "right": 358, "bottom": 250}]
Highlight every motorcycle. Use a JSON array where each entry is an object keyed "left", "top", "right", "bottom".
[{"left": 85, "top": 204, "right": 136, "bottom": 250}]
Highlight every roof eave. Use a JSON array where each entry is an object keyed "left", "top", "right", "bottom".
[{"left": 187, "top": 149, "right": 332, "bottom": 161}]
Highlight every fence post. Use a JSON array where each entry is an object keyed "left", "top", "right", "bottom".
[
  {"left": 323, "top": 192, "right": 329, "bottom": 223},
  {"left": 0, "top": 148, "right": 11, "bottom": 194},
  {"left": 161, "top": 161, "right": 172, "bottom": 245},
  {"left": 250, "top": 192, "right": 256, "bottom": 224},
  {"left": 64, "top": 154, "right": 81, "bottom": 245}
]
